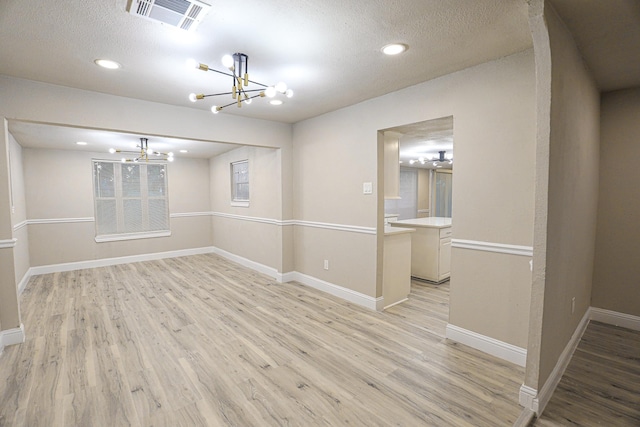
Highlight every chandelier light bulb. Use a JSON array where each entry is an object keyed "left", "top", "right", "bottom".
[
  {"left": 109, "top": 148, "right": 116, "bottom": 154},
  {"left": 265, "top": 86, "right": 276, "bottom": 98},
  {"left": 121, "top": 158, "right": 126, "bottom": 163},
  {"left": 409, "top": 160, "right": 415, "bottom": 164},
  {"left": 168, "top": 156, "right": 174, "bottom": 162},
  {"left": 211, "top": 105, "right": 220, "bottom": 114},
  {"left": 275, "top": 82, "right": 287, "bottom": 93},
  {"left": 186, "top": 58, "right": 198, "bottom": 70},
  {"left": 221, "top": 54, "right": 234, "bottom": 69},
  {"left": 245, "top": 98, "right": 252, "bottom": 104},
  {"left": 285, "top": 88, "right": 294, "bottom": 98},
  {"left": 188, "top": 93, "right": 198, "bottom": 102}
]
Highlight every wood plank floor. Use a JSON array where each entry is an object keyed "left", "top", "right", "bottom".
[
  {"left": 0, "top": 254, "right": 524, "bottom": 426},
  {"left": 534, "top": 321, "right": 640, "bottom": 427}
]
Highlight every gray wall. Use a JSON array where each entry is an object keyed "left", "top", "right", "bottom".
[{"left": 592, "top": 88, "right": 640, "bottom": 317}]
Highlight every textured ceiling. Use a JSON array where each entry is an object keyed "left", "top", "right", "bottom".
[
  {"left": 0, "top": 0, "right": 532, "bottom": 124},
  {"left": 548, "top": 0, "right": 640, "bottom": 92}
]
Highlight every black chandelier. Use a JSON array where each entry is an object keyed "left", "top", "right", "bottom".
[{"left": 188, "top": 52, "right": 293, "bottom": 114}]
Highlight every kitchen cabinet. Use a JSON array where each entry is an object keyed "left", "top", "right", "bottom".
[{"left": 390, "top": 217, "right": 452, "bottom": 283}]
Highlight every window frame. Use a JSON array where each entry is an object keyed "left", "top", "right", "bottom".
[
  {"left": 92, "top": 160, "right": 171, "bottom": 242},
  {"left": 230, "top": 159, "right": 250, "bottom": 207}
]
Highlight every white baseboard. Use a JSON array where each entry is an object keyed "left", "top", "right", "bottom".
[
  {"left": 519, "top": 307, "right": 591, "bottom": 415},
  {"left": 0, "top": 324, "right": 25, "bottom": 356},
  {"left": 590, "top": 307, "right": 640, "bottom": 331},
  {"left": 209, "top": 247, "right": 282, "bottom": 281},
  {"left": 28, "top": 247, "right": 215, "bottom": 277},
  {"left": 285, "top": 272, "right": 381, "bottom": 311},
  {"left": 445, "top": 324, "right": 527, "bottom": 367},
  {"left": 17, "top": 270, "right": 32, "bottom": 295}
]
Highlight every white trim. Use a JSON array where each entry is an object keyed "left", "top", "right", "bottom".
[
  {"left": 451, "top": 239, "right": 533, "bottom": 257},
  {"left": 211, "top": 211, "right": 283, "bottom": 226},
  {"left": 29, "top": 247, "right": 215, "bottom": 276},
  {"left": 590, "top": 307, "right": 640, "bottom": 331},
  {"left": 417, "top": 209, "right": 430, "bottom": 214},
  {"left": 518, "top": 385, "right": 539, "bottom": 416},
  {"left": 285, "top": 271, "right": 381, "bottom": 310},
  {"left": 9, "top": 214, "right": 376, "bottom": 237},
  {"left": 28, "top": 217, "right": 94, "bottom": 225},
  {"left": 445, "top": 324, "right": 527, "bottom": 367},
  {"left": 293, "top": 220, "right": 376, "bottom": 235},
  {"left": 519, "top": 308, "right": 591, "bottom": 415},
  {"left": 230, "top": 201, "right": 250, "bottom": 208},
  {"left": 0, "top": 324, "right": 25, "bottom": 356},
  {"left": 170, "top": 212, "right": 213, "bottom": 218},
  {"left": 209, "top": 247, "right": 282, "bottom": 281},
  {"left": 12, "top": 220, "right": 27, "bottom": 232},
  {"left": 95, "top": 230, "right": 171, "bottom": 243},
  {"left": 18, "top": 269, "right": 32, "bottom": 295},
  {"left": 383, "top": 298, "right": 408, "bottom": 310},
  {"left": 0, "top": 238, "right": 17, "bottom": 249}
]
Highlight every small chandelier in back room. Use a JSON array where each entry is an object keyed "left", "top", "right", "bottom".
[
  {"left": 187, "top": 52, "right": 293, "bottom": 114},
  {"left": 109, "top": 138, "right": 174, "bottom": 163}
]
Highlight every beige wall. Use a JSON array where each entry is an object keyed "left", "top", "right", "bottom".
[
  {"left": 592, "top": 88, "right": 640, "bottom": 316},
  {"left": 0, "top": 119, "right": 20, "bottom": 331},
  {"left": 293, "top": 50, "right": 536, "bottom": 320},
  {"left": 8, "top": 133, "right": 30, "bottom": 285},
  {"left": 417, "top": 168, "right": 430, "bottom": 217},
  {"left": 209, "top": 145, "right": 289, "bottom": 272},
  {"left": 526, "top": 0, "right": 601, "bottom": 392},
  {"left": 22, "top": 147, "right": 213, "bottom": 266}
]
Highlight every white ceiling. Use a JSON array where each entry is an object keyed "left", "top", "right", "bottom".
[
  {"left": 8, "top": 121, "right": 237, "bottom": 160},
  {"left": 385, "top": 116, "right": 453, "bottom": 170},
  {"left": 548, "top": 0, "right": 640, "bottom": 92},
  {"left": 1, "top": 1, "right": 638, "bottom": 155},
  {"left": 0, "top": 0, "right": 532, "bottom": 124}
]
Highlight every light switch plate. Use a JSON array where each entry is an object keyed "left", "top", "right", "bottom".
[{"left": 363, "top": 182, "right": 373, "bottom": 194}]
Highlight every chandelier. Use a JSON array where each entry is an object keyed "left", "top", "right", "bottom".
[
  {"left": 408, "top": 150, "right": 453, "bottom": 166},
  {"left": 187, "top": 52, "right": 293, "bottom": 114},
  {"left": 109, "top": 138, "right": 174, "bottom": 163}
]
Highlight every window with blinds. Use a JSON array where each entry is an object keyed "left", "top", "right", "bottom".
[
  {"left": 230, "top": 160, "right": 249, "bottom": 207},
  {"left": 93, "top": 160, "right": 170, "bottom": 242}
]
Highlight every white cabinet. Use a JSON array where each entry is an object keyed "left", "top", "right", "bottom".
[{"left": 390, "top": 217, "right": 452, "bottom": 283}]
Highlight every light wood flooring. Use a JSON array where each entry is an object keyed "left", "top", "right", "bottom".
[
  {"left": 0, "top": 254, "right": 525, "bottom": 426},
  {"left": 534, "top": 321, "right": 640, "bottom": 426}
]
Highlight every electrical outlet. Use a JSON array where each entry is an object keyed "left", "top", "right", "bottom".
[
  {"left": 323, "top": 260, "right": 329, "bottom": 270},
  {"left": 571, "top": 297, "right": 575, "bottom": 314}
]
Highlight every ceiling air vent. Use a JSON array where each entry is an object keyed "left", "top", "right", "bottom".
[{"left": 128, "top": 0, "right": 210, "bottom": 31}]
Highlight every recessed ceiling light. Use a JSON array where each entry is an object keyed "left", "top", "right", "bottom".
[
  {"left": 180, "top": 149, "right": 188, "bottom": 153},
  {"left": 94, "top": 59, "right": 121, "bottom": 69},
  {"left": 381, "top": 43, "right": 408, "bottom": 55},
  {"left": 270, "top": 100, "right": 283, "bottom": 106},
  {"left": 76, "top": 141, "right": 87, "bottom": 145}
]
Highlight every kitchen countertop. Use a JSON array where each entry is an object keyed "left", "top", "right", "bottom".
[
  {"left": 390, "top": 217, "right": 452, "bottom": 229},
  {"left": 384, "top": 226, "right": 415, "bottom": 236}
]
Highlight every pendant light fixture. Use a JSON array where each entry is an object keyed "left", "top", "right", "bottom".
[{"left": 187, "top": 52, "right": 293, "bottom": 114}]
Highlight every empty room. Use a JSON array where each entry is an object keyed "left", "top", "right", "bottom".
[{"left": 1, "top": 1, "right": 639, "bottom": 426}]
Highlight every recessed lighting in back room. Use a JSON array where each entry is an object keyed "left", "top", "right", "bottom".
[
  {"left": 381, "top": 43, "right": 408, "bottom": 55},
  {"left": 180, "top": 150, "right": 188, "bottom": 153},
  {"left": 94, "top": 59, "right": 121, "bottom": 69},
  {"left": 76, "top": 141, "right": 87, "bottom": 145}
]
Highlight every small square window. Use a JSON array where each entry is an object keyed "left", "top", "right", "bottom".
[{"left": 231, "top": 160, "right": 249, "bottom": 207}]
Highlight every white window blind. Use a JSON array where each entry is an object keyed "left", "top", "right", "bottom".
[
  {"left": 231, "top": 160, "right": 249, "bottom": 206},
  {"left": 93, "top": 161, "right": 170, "bottom": 242}
]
